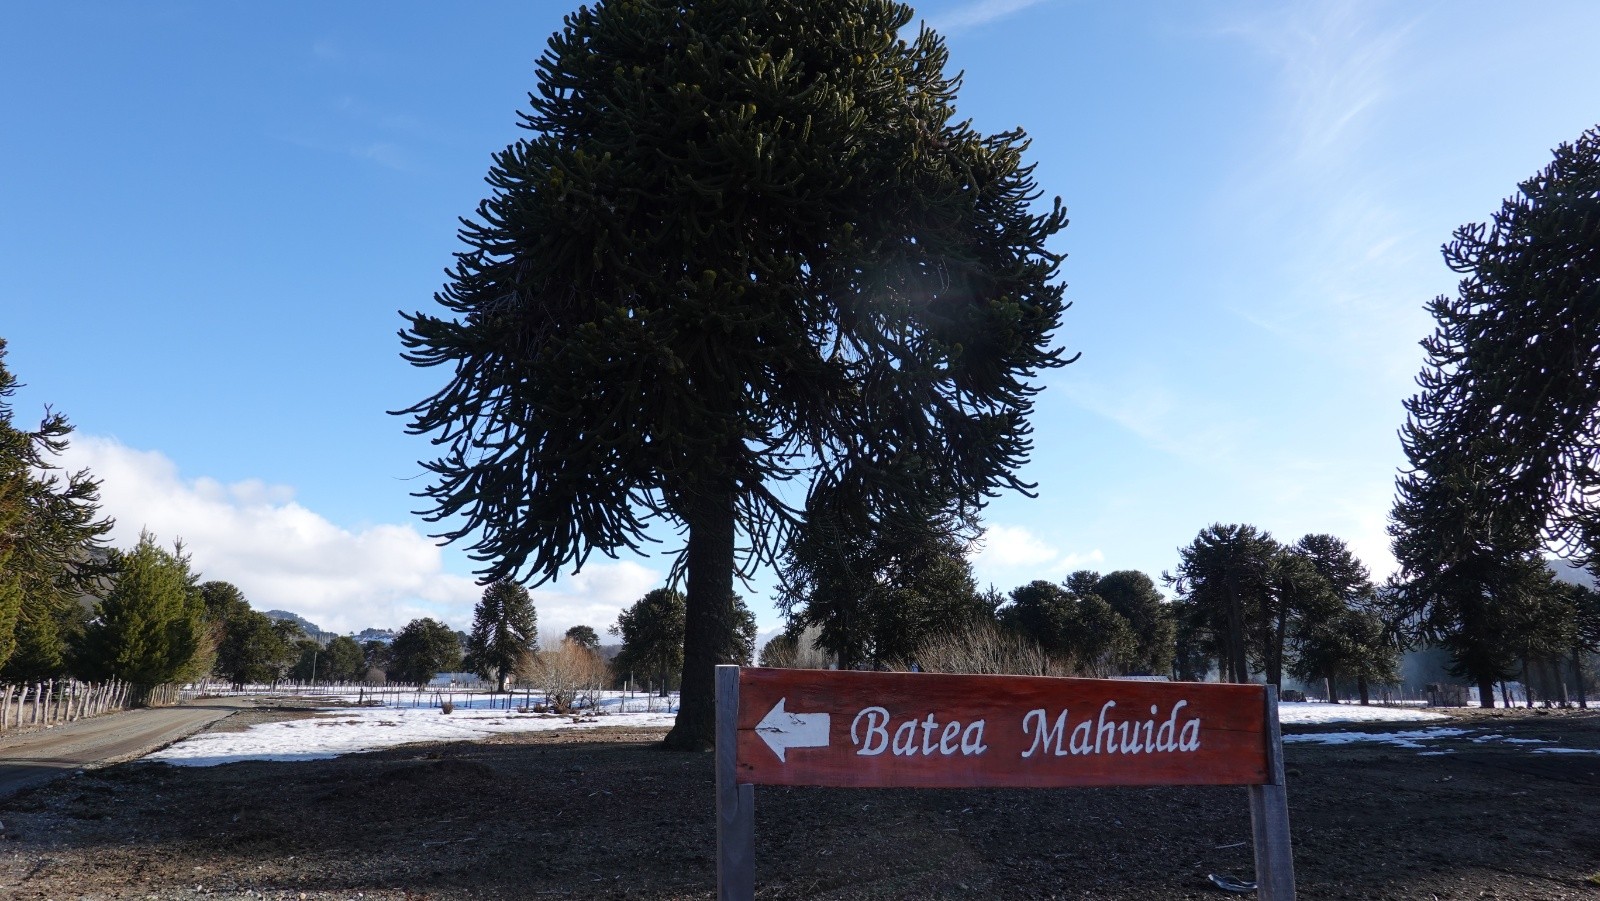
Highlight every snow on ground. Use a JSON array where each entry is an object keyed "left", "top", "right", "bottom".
[
  {"left": 153, "top": 691, "right": 1581, "bottom": 767},
  {"left": 1277, "top": 702, "right": 1448, "bottom": 725},
  {"left": 149, "top": 693, "right": 678, "bottom": 767},
  {"left": 1283, "top": 727, "right": 1472, "bottom": 749}
]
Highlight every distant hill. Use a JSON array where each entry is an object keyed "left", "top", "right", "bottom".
[
  {"left": 264, "top": 610, "right": 337, "bottom": 645},
  {"left": 355, "top": 627, "right": 397, "bottom": 645}
]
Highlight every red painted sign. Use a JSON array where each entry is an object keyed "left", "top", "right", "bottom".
[{"left": 733, "top": 668, "right": 1269, "bottom": 789}]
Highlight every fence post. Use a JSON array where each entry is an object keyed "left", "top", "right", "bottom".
[
  {"left": 1248, "top": 685, "right": 1296, "bottom": 900},
  {"left": 715, "top": 665, "right": 756, "bottom": 901}
]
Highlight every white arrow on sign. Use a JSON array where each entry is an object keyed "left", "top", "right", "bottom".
[{"left": 755, "top": 697, "right": 831, "bottom": 763}]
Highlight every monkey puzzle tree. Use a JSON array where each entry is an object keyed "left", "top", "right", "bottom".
[
  {"left": 466, "top": 579, "right": 539, "bottom": 691},
  {"left": 1087, "top": 570, "right": 1175, "bottom": 676},
  {"left": 1393, "top": 126, "right": 1600, "bottom": 567},
  {"left": 778, "top": 480, "right": 986, "bottom": 669},
  {"left": 564, "top": 625, "right": 601, "bottom": 651},
  {"left": 1391, "top": 126, "right": 1600, "bottom": 705},
  {"left": 1166, "top": 524, "right": 1279, "bottom": 684},
  {"left": 397, "top": 0, "right": 1071, "bottom": 748},
  {"left": 0, "top": 338, "right": 113, "bottom": 677}
]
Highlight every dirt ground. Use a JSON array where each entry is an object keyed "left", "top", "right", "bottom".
[{"left": 1, "top": 703, "right": 1597, "bottom": 900}]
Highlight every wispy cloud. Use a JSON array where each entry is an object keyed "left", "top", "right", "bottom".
[
  {"left": 273, "top": 133, "right": 413, "bottom": 172},
  {"left": 926, "top": 0, "right": 1052, "bottom": 35},
  {"left": 1057, "top": 377, "right": 1250, "bottom": 466},
  {"left": 1206, "top": 2, "right": 1437, "bottom": 379},
  {"left": 62, "top": 437, "right": 664, "bottom": 638}
]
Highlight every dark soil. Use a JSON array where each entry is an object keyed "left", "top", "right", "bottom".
[{"left": 1, "top": 705, "right": 1598, "bottom": 899}]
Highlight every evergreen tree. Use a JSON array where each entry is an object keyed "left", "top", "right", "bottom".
[
  {"left": 396, "top": 0, "right": 1071, "bottom": 749},
  {"left": 998, "top": 580, "right": 1078, "bottom": 663},
  {"left": 1391, "top": 126, "right": 1600, "bottom": 705},
  {"left": 322, "top": 635, "right": 367, "bottom": 683},
  {"left": 1083, "top": 570, "right": 1175, "bottom": 676},
  {"left": 389, "top": 617, "right": 462, "bottom": 684},
  {"left": 564, "top": 625, "right": 601, "bottom": 651},
  {"left": 1289, "top": 535, "right": 1397, "bottom": 703},
  {"left": 611, "top": 588, "right": 687, "bottom": 695},
  {"left": 199, "top": 580, "right": 250, "bottom": 623},
  {"left": 779, "top": 487, "right": 986, "bottom": 668},
  {"left": 80, "top": 532, "right": 206, "bottom": 686},
  {"left": 215, "top": 608, "right": 295, "bottom": 687},
  {"left": 0, "top": 338, "right": 113, "bottom": 676},
  {"left": 1567, "top": 583, "right": 1600, "bottom": 706},
  {"left": 362, "top": 639, "right": 393, "bottom": 678},
  {"left": 1393, "top": 126, "right": 1600, "bottom": 566},
  {"left": 466, "top": 579, "right": 539, "bottom": 691},
  {"left": 996, "top": 577, "right": 1136, "bottom": 676},
  {"left": 1259, "top": 550, "right": 1336, "bottom": 689},
  {"left": 1166, "top": 524, "right": 1279, "bottom": 683},
  {"left": 1170, "top": 596, "right": 1215, "bottom": 682},
  {"left": 288, "top": 638, "right": 325, "bottom": 683}
]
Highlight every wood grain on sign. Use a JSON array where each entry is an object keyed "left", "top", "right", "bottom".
[{"left": 735, "top": 668, "right": 1268, "bottom": 789}]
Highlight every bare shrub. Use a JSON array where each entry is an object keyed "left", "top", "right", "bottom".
[
  {"left": 440, "top": 699, "right": 454, "bottom": 714},
  {"left": 758, "top": 625, "right": 834, "bottom": 669},
  {"left": 521, "top": 640, "right": 611, "bottom": 713},
  {"left": 896, "top": 620, "right": 1071, "bottom": 677}
]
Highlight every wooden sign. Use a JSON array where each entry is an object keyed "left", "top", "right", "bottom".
[
  {"left": 715, "top": 666, "right": 1295, "bottom": 900},
  {"left": 733, "top": 667, "right": 1267, "bottom": 789}
]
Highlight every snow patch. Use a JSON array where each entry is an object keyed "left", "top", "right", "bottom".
[{"left": 148, "top": 697, "right": 677, "bottom": 767}]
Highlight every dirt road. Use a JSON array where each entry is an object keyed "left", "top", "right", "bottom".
[{"left": 0, "top": 697, "right": 242, "bottom": 798}]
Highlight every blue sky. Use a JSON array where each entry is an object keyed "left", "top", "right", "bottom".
[{"left": 5, "top": 1, "right": 1599, "bottom": 639}]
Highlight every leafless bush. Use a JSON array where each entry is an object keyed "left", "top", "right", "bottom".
[
  {"left": 758, "top": 625, "right": 834, "bottom": 669},
  {"left": 896, "top": 620, "right": 1072, "bottom": 677},
  {"left": 521, "top": 640, "right": 611, "bottom": 713},
  {"left": 440, "top": 699, "right": 454, "bottom": 714}
]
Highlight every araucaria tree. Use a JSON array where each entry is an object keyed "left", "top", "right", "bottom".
[
  {"left": 1166, "top": 524, "right": 1279, "bottom": 684},
  {"left": 397, "top": 0, "right": 1071, "bottom": 748},
  {"left": 0, "top": 338, "right": 114, "bottom": 678},
  {"left": 611, "top": 588, "right": 687, "bottom": 697},
  {"left": 467, "top": 579, "right": 538, "bottom": 691},
  {"left": 1391, "top": 126, "right": 1600, "bottom": 705}
]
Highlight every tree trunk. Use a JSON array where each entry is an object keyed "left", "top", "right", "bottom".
[
  {"left": 663, "top": 484, "right": 737, "bottom": 751},
  {"left": 1521, "top": 660, "right": 1534, "bottom": 708},
  {"left": 1357, "top": 675, "right": 1370, "bottom": 706},
  {"left": 1575, "top": 645, "right": 1589, "bottom": 710},
  {"left": 1225, "top": 578, "right": 1248, "bottom": 685},
  {"left": 1267, "top": 604, "right": 1286, "bottom": 689},
  {"left": 1325, "top": 675, "right": 1338, "bottom": 704},
  {"left": 1478, "top": 675, "right": 1496, "bottom": 709}
]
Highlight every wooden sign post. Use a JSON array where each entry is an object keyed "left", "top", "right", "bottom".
[{"left": 715, "top": 666, "right": 1295, "bottom": 899}]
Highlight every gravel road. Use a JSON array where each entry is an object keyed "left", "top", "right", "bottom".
[{"left": 0, "top": 697, "right": 243, "bottom": 798}]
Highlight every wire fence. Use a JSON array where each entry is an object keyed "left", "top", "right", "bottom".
[
  {"left": 0, "top": 678, "right": 135, "bottom": 734},
  {"left": 183, "top": 680, "right": 680, "bottom": 714}
]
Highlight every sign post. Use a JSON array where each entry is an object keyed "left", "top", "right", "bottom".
[{"left": 714, "top": 666, "right": 1295, "bottom": 899}]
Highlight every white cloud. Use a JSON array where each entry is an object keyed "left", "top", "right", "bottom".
[
  {"left": 971, "top": 524, "right": 1060, "bottom": 567},
  {"left": 61, "top": 436, "right": 664, "bottom": 639},
  {"left": 926, "top": 0, "right": 1051, "bottom": 35},
  {"left": 970, "top": 524, "right": 1103, "bottom": 579}
]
